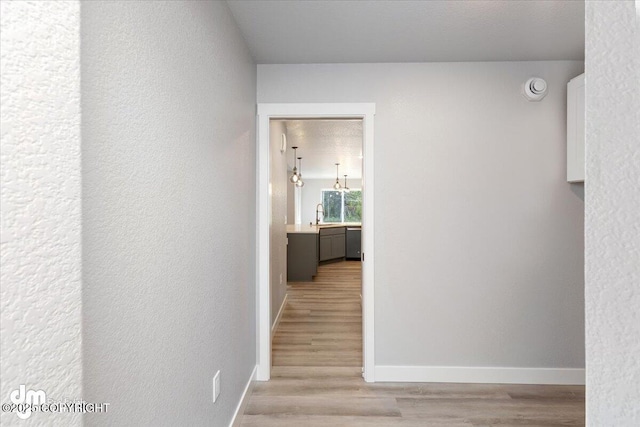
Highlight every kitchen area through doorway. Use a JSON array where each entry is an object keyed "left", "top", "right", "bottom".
[{"left": 269, "top": 118, "right": 364, "bottom": 372}]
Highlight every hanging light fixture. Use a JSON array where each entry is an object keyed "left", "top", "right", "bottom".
[
  {"left": 333, "top": 163, "right": 342, "bottom": 190},
  {"left": 343, "top": 175, "right": 350, "bottom": 193},
  {"left": 295, "top": 157, "right": 305, "bottom": 188},
  {"left": 289, "top": 146, "right": 300, "bottom": 184}
]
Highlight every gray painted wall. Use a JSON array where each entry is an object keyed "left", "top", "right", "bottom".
[
  {"left": 82, "top": 2, "right": 256, "bottom": 425},
  {"left": 270, "top": 121, "right": 288, "bottom": 326},
  {"left": 585, "top": 1, "right": 640, "bottom": 424},
  {"left": 258, "top": 61, "right": 585, "bottom": 370},
  {"left": 1, "top": 2, "right": 82, "bottom": 425}
]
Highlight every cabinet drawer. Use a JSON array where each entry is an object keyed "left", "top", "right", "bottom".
[{"left": 319, "top": 226, "right": 345, "bottom": 236}]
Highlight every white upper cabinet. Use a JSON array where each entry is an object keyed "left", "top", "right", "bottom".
[{"left": 567, "top": 73, "right": 585, "bottom": 183}]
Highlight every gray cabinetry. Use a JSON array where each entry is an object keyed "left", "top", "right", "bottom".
[
  {"left": 287, "top": 233, "right": 318, "bottom": 281},
  {"left": 319, "top": 227, "right": 346, "bottom": 262},
  {"left": 332, "top": 234, "right": 346, "bottom": 258},
  {"left": 319, "top": 235, "right": 333, "bottom": 261}
]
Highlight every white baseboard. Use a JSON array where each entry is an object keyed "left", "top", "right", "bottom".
[
  {"left": 271, "top": 294, "right": 288, "bottom": 339},
  {"left": 229, "top": 365, "right": 257, "bottom": 427},
  {"left": 374, "top": 365, "right": 585, "bottom": 385}
]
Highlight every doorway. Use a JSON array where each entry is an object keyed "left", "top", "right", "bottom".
[{"left": 256, "top": 103, "right": 376, "bottom": 381}]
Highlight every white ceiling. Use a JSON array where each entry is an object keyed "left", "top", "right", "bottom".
[
  {"left": 276, "top": 119, "right": 363, "bottom": 180},
  {"left": 227, "top": 0, "right": 585, "bottom": 64}
]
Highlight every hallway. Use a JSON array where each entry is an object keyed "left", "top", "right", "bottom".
[
  {"left": 239, "top": 261, "right": 585, "bottom": 426},
  {"left": 273, "top": 260, "right": 363, "bottom": 367}
]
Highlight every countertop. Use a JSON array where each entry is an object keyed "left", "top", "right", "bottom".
[{"left": 286, "top": 223, "right": 362, "bottom": 234}]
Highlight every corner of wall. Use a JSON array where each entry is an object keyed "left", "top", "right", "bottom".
[
  {"left": 585, "top": 1, "right": 640, "bottom": 424},
  {"left": 0, "top": 1, "right": 83, "bottom": 425}
]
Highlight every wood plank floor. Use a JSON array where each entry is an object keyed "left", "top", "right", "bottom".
[
  {"left": 240, "top": 260, "right": 585, "bottom": 426},
  {"left": 272, "top": 260, "right": 363, "bottom": 367}
]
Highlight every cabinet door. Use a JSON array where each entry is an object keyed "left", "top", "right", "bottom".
[
  {"left": 319, "top": 235, "right": 333, "bottom": 261},
  {"left": 332, "top": 234, "right": 346, "bottom": 259},
  {"left": 287, "top": 233, "right": 318, "bottom": 282}
]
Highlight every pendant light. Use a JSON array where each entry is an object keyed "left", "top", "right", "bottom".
[
  {"left": 333, "top": 163, "right": 342, "bottom": 190},
  {"left": 289, "top": 146, "right": 300, "bottom": 184},
  {"left": 343, "top": 175, "right": 350, "bottom": 193},
  {"left": 295, "top": 157, "right": 305, "bottom": 188}
]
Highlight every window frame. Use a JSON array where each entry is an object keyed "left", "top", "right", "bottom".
[{"left": 321, "top": 188, "right": 362, "bottom": 223}]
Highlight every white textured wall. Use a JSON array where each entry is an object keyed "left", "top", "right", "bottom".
[
  {"left": 270, "top": 121, "right": 287, "bottom": 326},
  {"left": 301, "top": 178, "right": 363, "bottom": 226},
  {"left": 287, "top": 172, "right": 295, "bottom": 224},
  {"left": 0, "top": 2, "right": 82, "bottom": 426},
  {"left": 259, "top": 61, "right": 585, "bottom": 376},
  {"left": 81, "top": 2, "right": 256, "bottom": 425},
  {"left": 585, "top": 1, "right": 640, "bottom": 425}
]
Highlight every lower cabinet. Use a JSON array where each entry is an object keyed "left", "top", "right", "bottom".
[
  {"left": 319, "top": 227, "right": 346, "bottom": 262},
  {"left": 331, "top": 234, "right": 346, "bottom": 258},
  {"left": 287, "top": 233, "right": 318, "bottom": 282},
  {"left": 287, "top": 227, "right": 346, "bottom": 282},
  {"left": 319, "top": 235, "right": 333, "bottom": 261}
]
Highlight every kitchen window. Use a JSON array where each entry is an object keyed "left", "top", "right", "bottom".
[{"left": 321, "top": 189, "right": 362, "bottom": 223}]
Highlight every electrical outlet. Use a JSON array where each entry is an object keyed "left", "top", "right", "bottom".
[
  {"left": 213, "top": 370, "right": 221, "bottom": 403},
  {"left": 279, "top": 273, "right": 283, "bottom": 285}
]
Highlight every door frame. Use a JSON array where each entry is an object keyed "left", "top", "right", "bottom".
[{"left": 256, "top": 103, "right": 376, "bottom": 382}]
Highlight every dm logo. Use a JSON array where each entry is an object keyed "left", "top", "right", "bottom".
[{"left": 10, "top": 385, "right": 46, "bottom": 419}]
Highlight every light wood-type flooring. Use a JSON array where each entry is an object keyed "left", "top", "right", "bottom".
[
  {"left": 272, "top": 260, "right": 363, "bottom": 367},
  {"left": 240, "top": 260, "right": 585, "bottom": 426}
]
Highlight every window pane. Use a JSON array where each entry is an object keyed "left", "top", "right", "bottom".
[
  {"left": 344, "top": 190, "right": 362, "bottom": 222},
  {"left": 322, "top": 191, "right": 342, "bottom": 222}
]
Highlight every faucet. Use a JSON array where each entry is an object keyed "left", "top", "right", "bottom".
[{"left": 315, "top": 204, "right": 324, "bottom": 225}]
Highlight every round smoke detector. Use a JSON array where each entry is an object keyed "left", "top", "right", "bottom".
[{"left": 523, "top": 77, "right": 548, "bottom": 101}]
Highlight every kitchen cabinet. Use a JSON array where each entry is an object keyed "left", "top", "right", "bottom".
[
  {"left": 287, "top": 233, "right": 318, "bottom": 281},
  {"left": 567, "top": 73, "right": 585, "bottom": 182},
  {"left": 286, "top": 224, "right": 353, "bottom": 281},
  {"left": 319, "top": 227, "right": 346, "bottom": 262}
]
